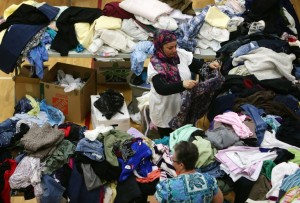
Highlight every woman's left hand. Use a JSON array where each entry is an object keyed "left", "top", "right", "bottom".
[{"left": 209, "top": 61, "right": 221, "bottom": 69}]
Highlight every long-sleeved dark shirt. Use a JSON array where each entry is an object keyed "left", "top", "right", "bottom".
[{"left": 152, "top": 58, "right": 205, "bottom": 95}]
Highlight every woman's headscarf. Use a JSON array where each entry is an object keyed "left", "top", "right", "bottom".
[{"left": 150, "top": 30, "right": 181, "bottom": 83}]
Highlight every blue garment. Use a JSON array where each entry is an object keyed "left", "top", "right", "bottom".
[
  {"left": 0, "top": 119, "right": 18, "bottom": 148},
  {"left": 37, "top": 3, "right": 60, "bottom": 21},
  {"left": 76, "top": 138, "right": 105, "bottom": 162},
  {"left": 232, "top": 41, "right": 259, "bottom": 58},
  {"left": 130, "top": 41, "right": 154, "bottom": 76},
  {"left": 217, "top": 5, "right": 240, "bottom": 17},
  {"left": 40, "top": 175, "right": 65, "bottom": 203},
  {"left": 46, "top": 28, "right": 57, "bottom": 39},
  {"left": 274, "top": 94, "right": 300, "bottom": 113},
  {"left": 261, "top": 115, "right": 282, "bottom": 132},
  {"left": 14, "top": 97, "right": 33, "bottom": 114},
  {"left": 175, "top": 7, "right": 209, "bottom": 52},
  {"left": 67, "top": 160, "right": 100, "bottom": 203},
  {"left": 245, "top": 0, "right": 255, "bottom": 10},
  {"left": 155, "top": 172, "right": 218, "bottom": 203},
  {"left": 27, "top": 42, "right": 48, "bottom": 79},
  {"left": 0, "top": 24, "right": 44, "bottom": 74},
  {"left": 14, "top": 153, "right": 26, "bottom": 164},
  {"left": 42, "top": 32, "right": 53, "bottom": 45},
  {"left": 196, "top": 161, "right": 225, "bottom": 178},
  {"left": 280, "top": 169, "right": 300, "bottom": 192},
  {"left": 40, "top": 100, "right": 65, "bottom": 126},
  {"left": 27, "top": 31, "right": 52, "bottom": 79},
  {"left": 294, "top": 65, "right": 300, "bottom": 80},
  {"left": 135, "top": 156, "right": 153, "bottom": 178},
  {"left": 241, "top": 104, "right": 268, "bottom": 146},
  {"left": 75, "top": 44, "right": 85, "bottom": 53},
  {"left": 118, "top": 140, "right": 152, "bottom": 182},
  {"left": 0, "top": 4, "right": 58, "bottom": 74}
]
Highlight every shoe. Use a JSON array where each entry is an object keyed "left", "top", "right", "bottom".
[{"left": 248, "top": 20, "right": 265, "bottom": 35}]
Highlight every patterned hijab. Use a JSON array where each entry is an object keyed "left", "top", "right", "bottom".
[{"left": 150, "top": 30, "right": 181, "bottom": 83}]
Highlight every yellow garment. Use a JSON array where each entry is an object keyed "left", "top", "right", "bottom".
[
  {"left": 95, "top": 16, "right": 122, "bottom": 30},
  {"left": 288, "top": 148, "right": 300, "bottom": 164},
  {"left": 110, "top": 182, "right": 117, "bottom": 203},
  {"left": 74, "top": 21, "right": 96, "bottom": 48},
  {"left": 0, "top": 29, "right": 6, "bottom": 44},
  {"left": 26, "top": 95, "right": 40, "bottom": 116},
  {"left": 4, "top": 0, "right": 37, "bottom": 19},
  {"left": 204, "top": 6, "right": 230, "bottom": 29},
  {"left": 192, "top": 136, "right": 217, "bottom": 167}
]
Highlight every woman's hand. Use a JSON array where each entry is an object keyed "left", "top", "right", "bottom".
[
  {"left": 183, "top": 80, "right": 198, "bottom": 89},
  {"left": 208, "top": 61, "right": 221, "bottom": 69}
]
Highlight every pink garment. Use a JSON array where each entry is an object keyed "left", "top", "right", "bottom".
[
  {"left": 215, "top": 146, "right": 277, "bottom": 182},
  {"left": 213, "top": 111, "right": 253, "bottom": 138}
]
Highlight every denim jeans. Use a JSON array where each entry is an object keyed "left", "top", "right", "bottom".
[
  {"left": 241, "top": 104, "right": 268, "bottom": 145},
  {"left": 196, "top": 161, "right": 225, "bottom": 178},
  {"left": 76, "top": 138, "right": 104, "bottom": 162},
  {"left": 39, "top": 175, "right": 65, "bottom": 203}
]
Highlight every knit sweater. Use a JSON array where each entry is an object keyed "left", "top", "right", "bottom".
[
  {"left": 20, "top": 123, "right": 64, "bottom": 159},
  {"left": 232, "top": 47, "right": 296, "bottom": 82}
]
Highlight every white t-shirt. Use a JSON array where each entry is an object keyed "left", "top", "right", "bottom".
[{"left": 147, "top": 48, "right": 193, "bottom": 128}]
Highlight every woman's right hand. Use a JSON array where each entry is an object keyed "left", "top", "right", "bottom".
[{"left": 183, "top": 80, "right": 198, "bottom": 89}]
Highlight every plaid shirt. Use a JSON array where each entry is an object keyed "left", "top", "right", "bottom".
[{"left": 175, "top": 7, "right": 209, "bottom": 52}]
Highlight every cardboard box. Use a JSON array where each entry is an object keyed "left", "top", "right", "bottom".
[
  {"left": 41, "top": 63, "right": 96, "bottom": 123},
  {"left": 14, "top": 65, "right": 48, "bottom": 103},
  {"left": 91, "top": 95, "right": 130, "bottom": 131},
  {"left": 93, "top": 60, "right": 132, "bottom": 84}
]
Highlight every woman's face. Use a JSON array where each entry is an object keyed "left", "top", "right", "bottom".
[{"left": 163, "top": 41, "right": 177, "bottom": 58}]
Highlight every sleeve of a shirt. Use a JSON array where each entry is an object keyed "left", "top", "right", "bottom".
[
  {"left": 189, "top": 57, "right": 205, "bottom": 74},
  {"left": 152, "top": 74, "right": 185, "bottom": 95},
  {"left": 155, "top": 180, "right": 169, "bottom": 203}
]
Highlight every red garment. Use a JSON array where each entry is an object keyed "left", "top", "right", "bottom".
[
  {"left": 59, "top": 126, "right": 71, "bottom": 137},
  {"left": 103, "top": 2, "right": 134, "bottom": 19},
  {"left": 99, "top": 186, "right": 105, "bottom": 203},
  {"left": 1, "top": 159, "right": 17, "bottom": 203},
  {"left": 136, "top": 169, "right": 160, "bottom": 183}
]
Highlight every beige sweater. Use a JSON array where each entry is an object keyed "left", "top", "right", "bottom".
[{"left": 232, "top": 47, "right": 296, "bottom": 82}]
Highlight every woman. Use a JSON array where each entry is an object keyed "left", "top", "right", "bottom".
[
  {"left": 155, "top": 141, "right": 223, "bottom": 203},
  {"left": 148, "top": 30, "right": 221, "bottom": 137}
]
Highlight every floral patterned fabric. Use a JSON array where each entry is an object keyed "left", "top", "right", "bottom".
[
  {"left": 150, "top": 30, "right": 181, "bottom": 83},
  {"left": 169, "top": 69, "right": 225, "bottom": 129},
  {"left": 155, "top": 172, "right": 218, "bottom": 203}
]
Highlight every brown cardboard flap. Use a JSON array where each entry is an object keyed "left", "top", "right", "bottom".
[{"left": 14, "top": 65, "right": 49, "bottom": 103}]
